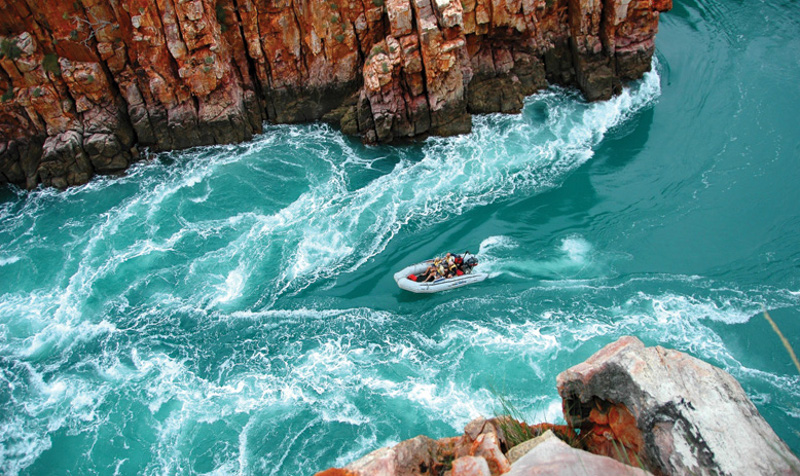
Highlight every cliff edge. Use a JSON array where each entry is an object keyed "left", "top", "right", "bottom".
[
  {"left": 317, "top": 337, "right": 800, "bottom": 476},
  {"left": 0, "top": 0, "right": 671, "bottom": 188}
]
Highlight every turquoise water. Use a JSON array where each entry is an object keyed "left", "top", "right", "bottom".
[{"left": 2, "top": 0, "right": 800, "bottom": 473}]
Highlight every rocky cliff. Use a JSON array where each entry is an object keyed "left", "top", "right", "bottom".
[
  {"left": 0, "top": 0, "right": 671, "bottom": 188},
  {"left": 317, "top": 337, "right": 800, "bottom": 476}
]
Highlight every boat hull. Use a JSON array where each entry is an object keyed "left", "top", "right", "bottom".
[{"left": 393, "top": 261, "right": 488, "bottom": 293}]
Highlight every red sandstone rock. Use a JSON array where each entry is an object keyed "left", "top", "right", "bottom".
[
  {"left": 0, "top": 0, "right": 670, "bottom": 188},
  {"left": 451, "top": 455, "right": 492, "bottom": 476},
  {"left": 470, "top": 432, "right": 512, "bottom": 474},
  {"left": 557, "top": 336, "right": 800, "bottom": 475},
  {"left": 315, "top": 469, "right": 359, "bottom": 476},
  {"left": 316, "top": 339, "right": 800, "bottom": 476}
]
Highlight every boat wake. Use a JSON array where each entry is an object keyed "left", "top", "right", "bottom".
[{"left": 478, "top": 235, "right": 611, "bottom": 281}]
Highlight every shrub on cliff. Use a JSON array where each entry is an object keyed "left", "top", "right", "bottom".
[
  {"left": 0, "top": 38, "right": 22, "bottom": 60},
  {"left": 42, "top": 54, "right": 61, "bottom": 76}
]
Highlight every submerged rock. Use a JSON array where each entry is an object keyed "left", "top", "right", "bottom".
[
  {"left": 557, "top": 336, "right": 800, "bottom": 475},
  {"left": 0, "top": 0, "right": 671, "bottom": 189}
]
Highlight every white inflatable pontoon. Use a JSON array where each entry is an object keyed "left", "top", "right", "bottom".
[{"left": 393, "top": 255, "right": 488, "bottom": 294}]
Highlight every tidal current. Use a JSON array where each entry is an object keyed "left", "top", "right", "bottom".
[{"left": 1, "top": 0, "right": 799, "bottom": 473}]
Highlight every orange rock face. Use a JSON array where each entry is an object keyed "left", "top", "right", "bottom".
[
  {"left": 0, "top": 0, "right": 670, "bottom": 188},
  {"left": 568, "top": 397, "right": 645, "bottom": 466}
]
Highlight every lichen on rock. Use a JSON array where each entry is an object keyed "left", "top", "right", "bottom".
[
  {"left": 0, "top": 0, "right": 671, "bottom": 188},
  {"left": 316, "top": 336, "right": 800, "bottom": 476}
]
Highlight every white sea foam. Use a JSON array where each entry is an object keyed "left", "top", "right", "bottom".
[
  {"left": 0, "top": 255, "right": 20, "bottom": 266},
  {"left": 0, "top": 416, "right": 53, "bottom": 476},
  {"left": 209, "top": 263, "right": 248, "bottom": 308},
  {"left": 236, "top": 65, "right": 663, "bottom": 297},
  {"left": 1, "top": 63, "right": 663, "bottom": 320},
  {"left": 19, "top": 62, "right": 800, "bottom": 476},
  {"left": 560, "top": 235, "right": 592, "bottom": 262},
  {"left": 479, "top": 234, "right": 603, "bottom": 280},
  {"left": 479, "top": 235, "right": 519, "bottom": 254},
  {"left": 1, "top": 280, "right": 797, "bottom": 475}
]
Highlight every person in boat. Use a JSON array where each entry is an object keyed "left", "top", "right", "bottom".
[
  {"left": 437, "top": 253, "right": 451, "bottom": 278},
  {"left": 454, "top": 254, "right": 464, "bottom": 273},
  {"left": 420, "top": 264, "right": 437, "bottom": 282},
  {"left": 447, "top": 260, "right": 459, "bottom": 278},
  {"left": 423, "top": 269, "right": 438, "bottom": 282},
  {"left": 435, "top": 256, "right": 447, "bottom": 278},
  {"left": 447, "top": 252, "right": 464, "bottom": 273}
]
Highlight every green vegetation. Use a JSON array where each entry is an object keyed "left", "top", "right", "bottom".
[
  {"left": 1, "top": 87, "right": 13, "bottom": 103},
  {"left": 32, "top": 87, "right": 43, "bottom": 98},
  {"left": 204, "top": 55, "right": 215, "bottom": 64},
  {"left": 372, "top": 0, "right": 385, "bottom": 7},
  {"left": 86, "top": 73, "right": 95, "bottom": 83},
  {"left": 381, "top": 63, "right": 390, "bottom": 74},
  {"left": 334, "top": 34, "right": 345, "bottom": 43},
  {"left": 216, "top": 3, "right": 229, "bottom": 33},
  {"left": 69, "top": 29, "right": 80, "bottom": 41},
  {"left": 609, "top": 438, "right": 647, "bottom": 471},
  {"left": 494, "top": 392, "right": 546, "bottom": 448},
  {"left": 0, "top": 38, "right": 23, "bottom": 60},
  {"left": 330, "top": 14, "right": 340, "bottom": 23},
  {"left": 42, "top": 53, "right": 62, "bottom": 76},
  {"left": 493, "top": 388, "right": 585, "bottom": 450},
  {"left": 370, "top": 44, "right": 386, "bottom": 57},
  {"left": 439, "top": 454, "right": 454, "bottom": 472}
]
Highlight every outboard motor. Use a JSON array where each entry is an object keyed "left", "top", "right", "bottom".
[{"left": 462, "top": 251, "right": 478, "bottom": 273}]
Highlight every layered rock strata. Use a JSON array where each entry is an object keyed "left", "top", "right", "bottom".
[
  {"left": 317, "top": 337, "right": 800, "bottom": 476},
  {"left": 0, "top": 0, "right": 671, "bottom": 188}
]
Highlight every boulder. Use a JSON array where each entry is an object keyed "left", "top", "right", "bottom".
[
  {"left": 340, "top": 435, "right": 439, "bottom": 475},
  {"left": 507, "top": 430, "right": 653, "bottom": 476},
  {"left": 315, "top": 418, "right": 510, "bottom": 476},
  {"left": 557, "top": 336, "right": 800, "bottom": 475},
  {"left": 451, "top": 455, "right": 491, "bottom": 476},
  {"left": 470, "top": 432, "right": 511, "bottom": 474},
  {"left": 506, "top": 436, "right": 545, "bottom": 465}
]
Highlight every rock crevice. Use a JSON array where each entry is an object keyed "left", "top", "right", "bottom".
[
  {"left": 0, "top": 0, "right": 672, "bottom": 188},
  {"left": 317, "top": 337, "right": 800, "bottom": 476}
]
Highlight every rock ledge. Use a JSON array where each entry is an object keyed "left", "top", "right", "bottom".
[
  {"left": 317, "top": 337, "right": 800, "bottom": 476},
  {"left": 1, "top": 0, "right": 671, "bottom": 188}
]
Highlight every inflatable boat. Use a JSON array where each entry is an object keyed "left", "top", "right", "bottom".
[{"left": 393, "top": 253, "right": 488, "bottom": 293}]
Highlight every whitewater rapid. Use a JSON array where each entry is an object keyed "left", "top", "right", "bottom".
[{"left": 1, "top": 56, "right": 799, "bottom": 475}]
